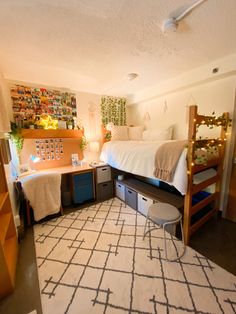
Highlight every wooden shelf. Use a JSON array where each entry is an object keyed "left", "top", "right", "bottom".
[
  {"left": 0, "top": 144, "right": 18, "bottom": 298},
  {"left": 0, "top": 192, "right": 8, "bottom": 210},
  {"left": 0, "top": 213, "right": 11, "bottom": 245},
  {"left": 21, "top": 129, "right": 83, "bottom": 139},
  {"left": 4, "top": 236, "right": 18, "bottom": 283}
]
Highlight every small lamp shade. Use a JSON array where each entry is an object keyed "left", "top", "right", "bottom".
[{"left": 89, "top": 141, "right": 100, "bottom": 153}]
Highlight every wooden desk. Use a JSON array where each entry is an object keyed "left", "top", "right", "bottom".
[{"left": 18, "top": 163, "right": 93, "bottom": 177}]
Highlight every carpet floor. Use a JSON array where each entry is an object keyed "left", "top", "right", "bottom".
[{"left": 34, "top": 198, "right": 236, "bottom": 314}]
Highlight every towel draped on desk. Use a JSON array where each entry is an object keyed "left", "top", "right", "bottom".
[{"left": 20, "top": 172, "right": 61, "bottom": 221}]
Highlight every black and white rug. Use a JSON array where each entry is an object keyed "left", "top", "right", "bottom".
[{"left": 34, "top": 198, "right": 236, "bottom": 313}]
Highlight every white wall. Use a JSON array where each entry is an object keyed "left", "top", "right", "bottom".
[
  {"left": 127, "top": 55, "right": 236, "bottom": 212},
  {"left": 128, "top": 76, "right": 236, "bottom": 139}
]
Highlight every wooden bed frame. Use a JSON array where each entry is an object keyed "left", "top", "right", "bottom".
[
  {"left": 100, "top": 106, "right": 230, "bottom": 245},
  {"left": 184, "top": 105, "right": 229, "bottom": 244}
]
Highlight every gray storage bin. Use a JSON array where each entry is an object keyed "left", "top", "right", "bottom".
[
  {"left": 115, "top": 181, "right": 125, "bottom": 201},
  {"left": 96, "top": 166, "right": 111, "bottom": 184},
  {"left": 97, "top": 181, "right": 113, "bottom": 202},
  {"left": 125, "top": 187, "right": 137, "bottom": 210}
]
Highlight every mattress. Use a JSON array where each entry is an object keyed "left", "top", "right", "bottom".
[{"left": 100, "top": 140, "right": 188, "bottom": 195}]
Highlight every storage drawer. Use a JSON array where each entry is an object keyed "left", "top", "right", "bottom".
[
  {"left": 125, "top": 187, "right": 137, "bottom": 210},
  {"left": 72, "top": 172, "right": 94, "bottom": 204},
  {"left": 138, "top": 193, "right": 154, "bottom": 216},
  {"left": 96, "top": 166, "right": 111, "bottom": 184},
  {"left": 97, "top": 181, "right": 113, "bottom": 202},
  {"left": 115, "top": 181, "right": 125, "bottom": 201},
  {"left": 73, "top": 172, "right": 92, "bottom": 185}
]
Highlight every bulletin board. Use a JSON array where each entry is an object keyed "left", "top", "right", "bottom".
[
  {"left": 10, "top": 85, "right": 77, "bottom": 125},
  {"left": 35, "top": 138, "right": 64, "bottom": 161}
]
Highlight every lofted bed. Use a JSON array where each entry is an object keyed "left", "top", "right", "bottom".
[{"left": 100, "top": 105, "right": 230, "bottom": 244}]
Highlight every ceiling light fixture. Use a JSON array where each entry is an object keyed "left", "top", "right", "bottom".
[
  {"left": 162, "top": 0, "right": 207, "bottom": 33},
  {"left": 127, "top": 73, "right": 138, "bottom": 81}
]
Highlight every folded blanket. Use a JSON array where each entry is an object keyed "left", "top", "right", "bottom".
[
  {"left": 21, "top": 172, "right": 61, "bottom": 221},
  {"left": 154, "top": 140, "right": 187, "bottom": 182}
]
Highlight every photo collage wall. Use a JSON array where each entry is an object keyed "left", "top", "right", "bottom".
[
  {"left": 35, "top": 138, "right": 64, "bottom": 161},
  {"left": 10, "top": 84, "right": 77, "bottom": 127}
]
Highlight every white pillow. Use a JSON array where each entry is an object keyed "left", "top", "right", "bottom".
[
  {"left": 110, "top": 125, "right": 129, "bottom": 141},
  {"left": 143, "top": 125, "right": 174, "bottom": 141},
  {"left": 128, "top": 126, "right": 144, "bottom": 140}
]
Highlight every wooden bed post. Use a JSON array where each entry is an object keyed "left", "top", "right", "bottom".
[
  {"left": 184, "top": 105, "right": 197, "bottom": 245},
  {"left": 214, "top": 112, "right": 229, "bottom": 209}
]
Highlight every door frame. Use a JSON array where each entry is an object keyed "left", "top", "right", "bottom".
[{"left": 222, "top": 88, "right": 236, "bottom": 218}]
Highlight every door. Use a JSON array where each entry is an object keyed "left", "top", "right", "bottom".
[{"left": 226, "top": 139, "right": 236, "bottom": 222}]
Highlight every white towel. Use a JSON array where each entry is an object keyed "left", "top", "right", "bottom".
[{"left": 21, "top": 172, "right": 61, "bottom": 221}]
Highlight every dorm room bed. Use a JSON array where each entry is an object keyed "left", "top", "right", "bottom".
[
  {"left": 100, "top": 105, "right": 230, "bottom": 244},
  {"left": 100, "top": 139, "right": 187, "bottom": 195}
]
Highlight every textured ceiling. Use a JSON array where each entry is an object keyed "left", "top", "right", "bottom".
[{"left": 0, "top": 0, "right": 236, "bottom": 96}]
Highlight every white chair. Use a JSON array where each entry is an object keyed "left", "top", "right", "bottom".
[{"left": 143, "top": 202, "right": 185, "bottom": 261}]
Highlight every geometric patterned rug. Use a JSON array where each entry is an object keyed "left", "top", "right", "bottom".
[{"left": 34, "top": 198, "right": 236, "bottom": 314}]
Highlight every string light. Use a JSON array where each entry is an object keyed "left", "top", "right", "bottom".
[{"left": 190, "top": 111, "right": 231, "bottom": 166}]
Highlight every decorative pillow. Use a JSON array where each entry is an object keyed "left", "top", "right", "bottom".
[
  {"left": 143, "top": 125, "right": 174, "bottom": 141},
  {"left": 128, "top": 126, "right": 144, "bottom": 140},
  {"left": 110, "top": 125, "right": 129, "bottom": 141}
]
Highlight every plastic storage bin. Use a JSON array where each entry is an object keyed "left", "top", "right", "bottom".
[
  {"left": 125, "top": 187, "right": 137, "bottom": 210},
  {"left": 115, "top": 181, "right": 125, "bottom": 201}
]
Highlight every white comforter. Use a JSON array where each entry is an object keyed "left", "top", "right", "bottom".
[
  {"left": 100, "top": 140, "right": 187, "bottom": 195},
  {"left": 21, "top": 172, "right": 61, "bottom": 221}
]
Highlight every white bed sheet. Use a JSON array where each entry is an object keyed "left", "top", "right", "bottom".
[{"left": 100, "top": 140, "right": 187, "bottom": 195}]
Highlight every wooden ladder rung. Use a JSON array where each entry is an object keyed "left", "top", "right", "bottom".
[
  {"left": 190, "top": 207, "right": 217, "bottom": 236},
  {"left": 191, "top": 192, "right": 218, "bottom": 216}
]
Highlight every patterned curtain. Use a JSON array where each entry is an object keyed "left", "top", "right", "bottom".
[{"left": 100, "top": 96, "right": 127, "bottom": 126}]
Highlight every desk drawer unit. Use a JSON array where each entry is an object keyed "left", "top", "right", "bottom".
[
  {"left": 115, "top": 181, "right": 125, "bottom": 201},
  {"left": 137, "top": 193, "right": 154, "bottom": 216},
  {"left": 96, "top": 166, "right": 111, "bottom": 184},
  {"left": 125, "top": 187, "right": 137, "bottom": 210},
  {"left": 72, "top": 171, "right": 94, "bottom": 204},
  {"left": 97, "top": 181, "right": 113, "bottom": 202}
]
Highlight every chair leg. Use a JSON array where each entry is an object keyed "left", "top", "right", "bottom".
[
  {"left": 143, "top": 215, "right": 148, "bottom": 239},
  {"left": 26, "top": 201, "right": 31, "bottom": 227},
  {"left": 163, "top": 226, "right": 168, "bottom": 260}
]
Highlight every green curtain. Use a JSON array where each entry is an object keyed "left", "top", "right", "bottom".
[{"left": 100, "top": 96, "right": 127, "bottom": 126}]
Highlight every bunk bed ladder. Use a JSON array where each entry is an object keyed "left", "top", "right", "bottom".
[{"left": 184, "top": 105, "right": 229, "bottom": 245}]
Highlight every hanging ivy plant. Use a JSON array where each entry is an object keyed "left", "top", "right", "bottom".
[
  {"left": 10, "top": 122, "right": 24, "bottom": 154},
  {"left": 100, "top": 96, "right": 127, "bottom": 127},
  {"left": 79, "top": 136, "right": 87, "bottom": 151}
]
